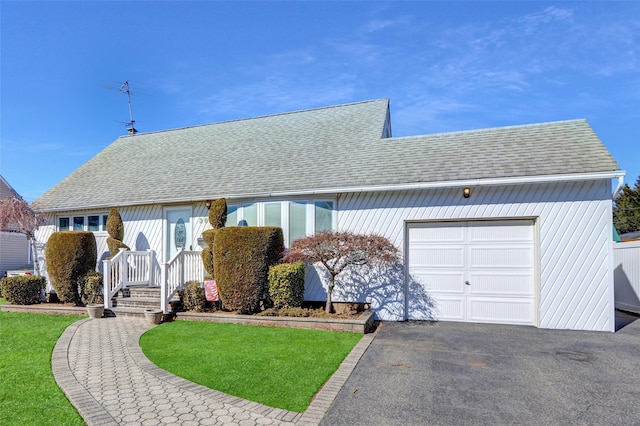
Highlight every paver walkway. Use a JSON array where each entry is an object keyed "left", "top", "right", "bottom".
[{"left": 52, "top": 317, "right": 374, "bottom": 426}]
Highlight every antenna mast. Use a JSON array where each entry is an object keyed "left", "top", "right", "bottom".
[{"left": 119, "top": 81, "right": 138, "bottom": 135}]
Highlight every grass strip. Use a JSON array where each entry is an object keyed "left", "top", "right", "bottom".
[
  {"left": 0, "top": 299, "right": 85, "bottom": 425},
  {"left": 140, "top": 321, "right": 362, "bottom": 412}
]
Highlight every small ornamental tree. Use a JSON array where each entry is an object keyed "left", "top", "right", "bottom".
[
  {"left": 284, "top": 231, "right": 399, "bottom": 313},
  {"left": 0, "top": 196, "right": 45, "bottom": 275},
  {"left": 106, "top": 208, "right": 129, "bottom": 256}
]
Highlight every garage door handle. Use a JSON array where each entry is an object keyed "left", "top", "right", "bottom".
[{"left": 465, "top": 281, "right": 470, "bottom": 285}]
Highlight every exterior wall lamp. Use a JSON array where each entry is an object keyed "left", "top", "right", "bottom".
[
  {"left": 205, "top": 200, "right": 212, "bottom": 210},
  {"left": 463, "top": 187, "right": 471, "bottom": 198}
]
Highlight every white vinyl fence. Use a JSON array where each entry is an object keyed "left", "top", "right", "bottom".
[{"left": 614, "top": 241, "right": 640, "bottom": 314}]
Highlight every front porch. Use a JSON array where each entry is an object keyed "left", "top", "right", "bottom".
[{"left": 102, "top": 248, "right": 204, "bottom": 313}]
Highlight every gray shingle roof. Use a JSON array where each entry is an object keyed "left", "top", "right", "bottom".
[{"left": 34, "top": 99, "right": 620, "bottom": 212}]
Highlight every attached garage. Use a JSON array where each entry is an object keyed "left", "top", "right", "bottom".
[{"left": 406, "top": 220, "right": 536, "bottom": 325}]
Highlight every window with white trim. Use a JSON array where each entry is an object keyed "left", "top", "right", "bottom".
[
  {"left": 58, "top": 214, "right": 109, "bottom": 233},
  {"left": 224, "top": 199, "right": 335, "bottom": 246}
]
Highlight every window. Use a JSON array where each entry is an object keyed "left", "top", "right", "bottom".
[
  {"left": 217, "top": 199, "right": 334, "bottom": 247},
  {"left": 59, "top": 217, "right": 69, "bottom": 231},
  {"left": 265, "top": 202, "right": 282, "bottom": 227},
  {"left": 73, "top": 217, "right": 84, "bottom": 230},
  {"left": 315, "top": 201, "right": 333, "bottom": 232},
  {"left": 226, "top": 205, "right": 238, "bottom": 227},
  {"left": 289, "top": 201, "right": 307, "bottom": 246},
  {"left": 58, "top": 213, "right": 109, "bottom": 233},
  {"left": 88, "top": 215, "right": 100, "bottom": 231}
]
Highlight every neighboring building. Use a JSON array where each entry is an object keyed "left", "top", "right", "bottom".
[
  {"left": 33, "top": 99, "right": 624, "bottom": 331},
  {"left": 0, "top": 175, "right": 31, "bottom": 276}
]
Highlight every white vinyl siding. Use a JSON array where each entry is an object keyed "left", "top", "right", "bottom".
[
  {"left": 324, "top": 179, "right": 614, "bottom": 331},
  {"left": 0, "top": 232, "right": 30, "bottom": 275}
]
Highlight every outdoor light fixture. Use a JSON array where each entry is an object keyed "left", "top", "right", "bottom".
[
  {"left": 205, "top": 200, "right": 212, "bottom": 210},
  {"left": 463, "top": 187, "right": 471, "bottom": 198}
]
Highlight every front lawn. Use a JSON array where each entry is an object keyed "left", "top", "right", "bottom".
[
  {"left": 0, "top": 299, "right": 84, "bottom": 425},
  {"left": 140, "top": 321, "right": 362, "bottom": 412}
]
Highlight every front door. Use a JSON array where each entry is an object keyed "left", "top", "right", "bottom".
[{"left": 165, "top": 207, "right": 192, "bottom": 262}]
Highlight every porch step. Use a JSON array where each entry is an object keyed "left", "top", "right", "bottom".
[{"left": 111, "top": 286, "right": 180, "bottom": 310}]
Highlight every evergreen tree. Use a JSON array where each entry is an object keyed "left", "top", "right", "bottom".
[{"left": 613, "top": 175, "right": 640, "bottom": 234}]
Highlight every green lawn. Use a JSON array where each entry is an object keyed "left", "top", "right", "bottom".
[
  {"left": 140, "top": 321, "right": 362, "bottom": 412},
  {"left": 0, "top": 299, "right": 85, "bottom": 425}
]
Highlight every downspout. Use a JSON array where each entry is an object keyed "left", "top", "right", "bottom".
[{"left": 613, "top": 175, "right": 625, "bottom": 200}]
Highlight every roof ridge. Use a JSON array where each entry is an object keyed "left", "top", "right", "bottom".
[
  {"left": 388, "top": 118, "right": 588, "bottom": 141},
  {"left": 117, "top": 98, "right": 389, "bottom": 139}
]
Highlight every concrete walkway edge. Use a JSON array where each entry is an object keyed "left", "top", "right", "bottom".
[{"left": 52, "top": 318, "right": 120, "bottom": 426}]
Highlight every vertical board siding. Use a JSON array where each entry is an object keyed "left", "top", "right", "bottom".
[
  {"left": 614, "top": 241, "right": 640, "bottom": 314},
  {"left": 331, "top": 179, "right": 614, "bottom": 331}
]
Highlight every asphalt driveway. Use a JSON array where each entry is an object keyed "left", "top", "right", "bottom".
[{"left": 322, "top": 312, "right": 640, "bottom": 426}]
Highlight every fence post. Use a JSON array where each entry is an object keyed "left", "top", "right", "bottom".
[
  {"left": 103, "top": 259, "right": 111, "bottom": 309},
  {"left": 160, "top": 262, "right": 168, "bottom": 313},
  {"left": 147, "top": 249, "right": 154, "bottom": 286},
  {"left": 120, "top": 248, "right": 128, "bottom": 287}
]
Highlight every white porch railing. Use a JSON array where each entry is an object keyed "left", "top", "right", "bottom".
[
  {"left": 160, "top": 249, "right": 205, "bottom": 313},
  {"left": 103, "top": 248, "right": 204, "bottom": 313}
]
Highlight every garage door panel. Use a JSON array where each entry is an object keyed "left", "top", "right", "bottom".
[
  {"left": 409, "top": 223, "right": 465, "bottom": 243},
  {"left": 468, "top": 220, "right": 534, "bottom": 242},
  {"left": 468, "top": 273, "right": 534, "bottom": 296},
  {"left": 409, "top": 247, "right": 465, "bottom": 268},
  {"left": 468, "top": 298, "right": 535, "bottom": 324},
  {"left": 411, "top": 271, "right": 465, "bottom": 293},
  {"left": 433, "top": 297, "right": 465, "bottom": 321},
  {"left": 469, "top": 246, "right": 534, "bottom": 268}
]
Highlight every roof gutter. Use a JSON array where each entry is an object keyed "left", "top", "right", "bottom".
[{"left": 39, "top": 170, "right": 626, "bottom": 212}]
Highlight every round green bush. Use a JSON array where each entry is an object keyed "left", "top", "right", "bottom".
[
  {"left": 1, "top": 276, "right": 46, "bottom": 305},
  {"left": 202, "top": 229, "right": 216, "bottom": 248},
  {"left": 79, "top": 271, "right": 104, "bottom": 305},
  {"left": 268, "top": 261, "right": 305, "bottom": 309},
  {"left": 181, "top": 280, "right": 206, "bottom": 312},
  {"left": 45, "top": 231, "right": 97, "bottom": 305},
  {"left": 107, "top": 236, "right": 130, "bottom": 257}
]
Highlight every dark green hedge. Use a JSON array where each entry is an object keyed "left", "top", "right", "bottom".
[
  {"left": 213, "top": 226, "right": 284, "bottom": 313},
  {"left": 201, "top": 246, "right": 215, "bottom": 277},
  {"left": 268, "top": 261, "right": 305, "bottom": 309},
  {"left": 1, "top": 275, "right": 46, "bottom": 305},
  {"left": 107, "top": 236, "right": 130, "bottom": 257},
  {"left": 106, "top": 208, "right": 124, "bottom": 240},
  {"left": 45, "top": 231, "right": 97, "bottom": 305},
  {"left": 181, "top": 280, "right": 207, "bottom": 312}
]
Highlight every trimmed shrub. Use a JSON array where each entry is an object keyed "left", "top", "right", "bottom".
[
  {"left": 1, "top": 275, "right": 46, "bottom": 305},
  {"left": 79, "top": 271, "right": 103, "bottom": 305},
  {"left": 202, "top": 229, "right": 216, "bottom": 248},
  {"left": 45, "top": 231, "right": 97, "bottom": 305},
  {"left": 181, "top": 280, "right": 206, "bottom": 312},
  {"left": 213, "top": 226, "right": 284, "bottom": 313},
  {"left": 268, "top": 261, "right": 305, "bottom": 309},
  {"left": 106, "top": 208, "right": 129, "bottom": 256},
  {"left": 106, "top": 208, "right": 124, "bottom": 240},
  {"left": 208, "top": 198, "right": 227, "bottom": 229},
  {"left": 201, "top": 246, "right": 215, "bottom": 277},
  {"left": 107, "top": 236, "right": 130, "bottom": 257}
]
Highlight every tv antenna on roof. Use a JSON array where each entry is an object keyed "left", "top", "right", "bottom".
[
  {"left": 119, "top": 81, "right": 137, "bottom": 135},
  {"left": 101, "top": 80, "right": 139, "bottom": 135}
]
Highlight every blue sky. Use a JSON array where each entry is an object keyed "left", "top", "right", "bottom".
[{"left": 1, "top": 1, "right": 638, "bottom": 201}]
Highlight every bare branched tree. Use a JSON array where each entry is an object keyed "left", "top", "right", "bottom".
[
  {"left": 284, "top": 231, "right": 399, "bottom": 313},
  {"left": 0, "top": 196, "right": 46, "bottom": 275}
]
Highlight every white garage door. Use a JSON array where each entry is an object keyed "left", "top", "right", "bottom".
[{"left": 406, "top": 220, "right": 536, "bottom": 325}]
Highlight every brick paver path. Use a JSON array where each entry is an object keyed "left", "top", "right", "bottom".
[{"left": 52, "top": 317, "right": 374, "bottom": 426}]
